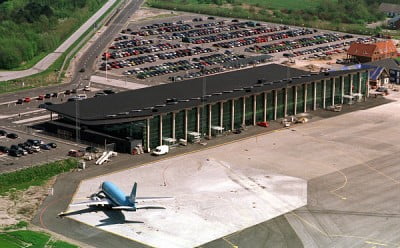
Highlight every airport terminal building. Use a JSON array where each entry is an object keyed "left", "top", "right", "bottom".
[{"left": 46, "top": 64, "right": 370, "bottom": 153}]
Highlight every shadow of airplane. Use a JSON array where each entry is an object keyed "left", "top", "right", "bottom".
[{"left": 58, "top": 206, "right": 144, "bottom": 226}]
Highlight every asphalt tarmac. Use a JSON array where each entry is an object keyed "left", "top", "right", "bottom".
[{"left": 32, "top": 96, "right": 395, "bottom": 247}]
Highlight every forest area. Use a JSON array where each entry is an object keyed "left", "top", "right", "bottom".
[
  {"left": 0, "top": 0, "right": 106, "bottom": 70},
  {"left": 147, "top": 0, "right": 394, "bottom": 35}
]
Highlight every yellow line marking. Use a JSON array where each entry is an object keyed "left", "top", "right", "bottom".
[
  {"left": 222, "top": 237, "right": 238, "bottom": 248},
  {"left": 289, "top": 212, "right": 400, "bottom": 247},
  {"left": 362, "top": 162, "right": 400, "bottom": 185},
  {"left": 365, "top": 240, "right": 388, "bottom": 246}
]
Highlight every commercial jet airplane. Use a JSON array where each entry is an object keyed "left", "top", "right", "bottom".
[{"left": 66, "top": 181, "right": 171, "bottom": 211}]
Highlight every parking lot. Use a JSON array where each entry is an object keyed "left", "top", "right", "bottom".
[{"left": 95, "top": 12, "right": 364, "bottom": 86}]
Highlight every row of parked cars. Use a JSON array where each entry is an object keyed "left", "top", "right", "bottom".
[
  {"left": 105, "top": 42, "right": 181, "bottom": 59},
  {"left": 0, "top": 138, "right": 57, "bottom": 157},
  {"left": 125, "top": 52, "right": 243, "bottom": 79},
  {"left": 181, "top": 25, "right": 290, "bottom": 44},
  {"left": 247, "top": 33, "right": 352, "bottom": 54},
  {"left": 0, "top": 130, "right": 18, "bottom": 139},
  {"left": 103, "top": 47, "right": 214, "bottom": 72},
  {"left": 294, "top": 42, "right": 349, "bottom": 57},
  {"left": 169, "top": 67, "right": 225, "bottom": 81},
  {"left": 212, "top": 28, "right": 314, "bottom": 49},
  {"left": 109, "top": 38, "right": 153, "bottom": 50}
]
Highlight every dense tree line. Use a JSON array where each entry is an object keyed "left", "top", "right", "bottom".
[{"left": 0, "top": 0, "right": 105, "bottom": 69}]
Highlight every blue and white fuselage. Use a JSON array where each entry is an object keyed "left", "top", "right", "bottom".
[
  {"left": 69, "top": 181, "right": 170, "bottom": 211},
  {"left": 101, "top": 181, "right": 135, "bottom": 208}
]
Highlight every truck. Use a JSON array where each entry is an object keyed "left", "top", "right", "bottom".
[{"left": 152, "top": 145, "right": 169, "bottom": 156}]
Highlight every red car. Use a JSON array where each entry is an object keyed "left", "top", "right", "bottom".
[
  {"left": 24, "top": 97, "right": 31, "bottom": 103},
  {"left": 68, "top": 149, "right": 85, "bottom": 157},
  {"left": 37, "top": 95, "right": 44, "bottom": 100},
  {"left": 256, "top": 121, "right": 269, "bottom": 128}
]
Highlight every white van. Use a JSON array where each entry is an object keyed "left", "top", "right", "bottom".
[{"left": 152, "top": 145, "right": 169, "bottom": 156}]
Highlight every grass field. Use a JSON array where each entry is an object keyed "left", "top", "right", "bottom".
[
  {"left": 0, "top": 159, "right": 78, "bottom": 195},
  {"left": 0, "top": 230, "right": 77, "bottom": 248}
]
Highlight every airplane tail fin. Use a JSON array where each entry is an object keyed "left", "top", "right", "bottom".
[{"left": 129, "top": 182, "right": 137, "bottom": 206}]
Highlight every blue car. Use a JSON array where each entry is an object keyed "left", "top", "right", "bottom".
[{"left": 40, "top": 144, "right": 51, "bottom": 150}]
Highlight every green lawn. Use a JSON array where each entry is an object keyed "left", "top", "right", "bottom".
[
  {"left": 0, "top": 159, "right": 77, "bottom": 195},
  {"left": 0, "top": 230, "right": 78, "bottom": 248}
]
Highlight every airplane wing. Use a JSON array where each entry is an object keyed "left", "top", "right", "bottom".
[{"left": 70, "top": 198, "right": 111, "bottom": 207}]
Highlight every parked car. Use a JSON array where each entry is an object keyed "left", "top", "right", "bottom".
[
  {"left": 0, "top": 130, "right": 7, "bottom": 136},
  {"left": 71, "top": 88, "right": 78, "bottom": 94},
  {"left": 37, "top": 95, "right": 45, "bottom": 100},
  {"left": 6, "top": 133, "right": 18, "bottom": 139},
  {"left": 94, "top": 92, "right": 107, "bottom": 97},
  {"left": 152, "top": 145, "right": 169, "bottom": 156},
  {"left": 45, "top": 93, "right": 52, "bottom": 98},
  {"left": 8, "top": 149, "right": 21, "bottom": 157},
  {"left": 24, "top": 97, "right": 31, "bottom": 103},
  {"left": 31, "top": 145, "right": 40, "bottom": 152},
  {"left": 40, "top": 144, "right": 51, "bottom": 150},
  {"left": 64, "top": 90, "right": 71, "bottom": 95},
  {"left": 48, "top": 143, "right": 57, "bottom": 148},
  {"left": 79, "top": 68, "right": 85, "bottom": 72},
  {"left": 16, "top": 99, "right": 23, "bottom": 104},
  {"left": 103, "top": 89, "right": 115, "bottom": 94},
  {"left": 83, "top": 86, "right": 91, "bottom": 91},
  {"left": 85, "top": 146, "right": 99, "bottom": 153},
  {"left": 0, "top": 146, "right": 9, "bottom": 153},
  {"left": 256, "top": 121, "right": 269, "bottom": 127},
  {"left": 52, "top": 92, "right": 58, "bottom": 97},
  {"left": 68, "top": 149, "right": 85, "bottom": 157}
]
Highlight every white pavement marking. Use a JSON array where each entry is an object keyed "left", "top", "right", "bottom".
[
  {"left": 90, "top": 75, "right": 148, "bottom": 90},
  {"left": 0, "top": 109, "right": 46, "bottom": 120},
  {"left": 12, "top": 114, "right": 58, "bottom": 124},
  {"left": 0, "top": 0, "right": 117, "bottom": 82}
]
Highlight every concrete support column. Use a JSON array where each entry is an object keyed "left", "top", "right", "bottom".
[
  {"left": 220, "top": 102, "right": 223, "bottom": 127},
  {"left": 242, "top": 97, "right": 246, "bottom": 125},
  {"left": 208, "top": 105, "right": 212, "bottom": 138},
  {"left": 263, "top": 92, "right": 267, "bottom": 122},
  {"left": 294, "top": 86, "right": 298, "bottom": 115},
  {"left": 331, "top": 78, "right": 335, "bottom": 106},
  {"left": 253, "top": 95, "right": 256, "bottom": 125},
  {"left": 50, "top": 112, "right": 53, "bottom": 120},
  {"left": 172, "top": 112, "right": 176, "bottom": 140},
  {"left": 341, "top": 76, "right": 345, "bottom": 104},
  {"left": 159, "top": 115, "right": 163, "bottom": 146},
  {"left": 358, "top": 72, "right": 362, "bottom": 95},
  {"left": 146, "top": 118, "right": 150, "bottom": 152},
  {"left": 313, "top": 82, "right": 317, "bottom": 110},
  {"left": 304, "top": 84, "right": 308, "bottom": 113},
  {"left": 366, "top": 71, "right": 370, "bottom": 99},
  {"left": 284, "top": 88, "right": 288, "bottom": 117},
  {"left": 231, "top": 99, "right": 235, "bottom": 131},
  {"left": 184, "top": 109, "right": 188, "bottom": 141},
  {"left": 350, "top": 74, "right": 353, "bottom": 96},
  {"left": 323, "top": 80, "right": 326, "bottom": 109},
  {"left": 274, "top": 90, "right": 277, "bottom": 120},
  {"left": 196, "top": 107, "right": 200, "bottom": 133}
]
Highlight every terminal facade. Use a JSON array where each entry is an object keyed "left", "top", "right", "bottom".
[{"left": 46, "top": 64, "right": 370, "bottom": 153}]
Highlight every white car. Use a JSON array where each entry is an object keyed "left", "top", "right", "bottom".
[{"left": 152, "top": 145, "right": 169, "bottom": 156}]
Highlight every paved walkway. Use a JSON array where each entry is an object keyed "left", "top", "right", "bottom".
[{"left": 0, "top": 0, "right": 117, "bottom": 82}]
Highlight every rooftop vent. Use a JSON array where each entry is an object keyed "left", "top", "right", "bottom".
[
  {"left": 166, "top": 98, "right": 178, "bottom": 104},
  {"left": 178, "top": 99, "right": 190, "bottom": 102},
  {"left": 143, "top": 106, "right": 154, "bottom": 110},
  {"left": 130, "top": 109, "right": 142, "bottom": 113},
  {"left": 191, "top": 97, "right": 201, "bottom": 100},
  {"left": 212, "top": 92, "right": 223, "bottom": 95},
  {"left": 117, "top": 112, "right": 129, "bottom": 115},
  {"left": 233, "top": 88, "right": 244, "bottom": 91},
  {"left": 223, "top": 90, "right": 233, "bottom": 93},
  {"left": 155, "top": 104, "right": 166, "bottom": 108},
  {"left": 106, "top": 114, "right": 117, "bottom": 118}
]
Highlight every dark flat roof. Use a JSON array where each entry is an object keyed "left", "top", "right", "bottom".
[{"left": 47, "top": 64, "right": 369, "bottom": 125}]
